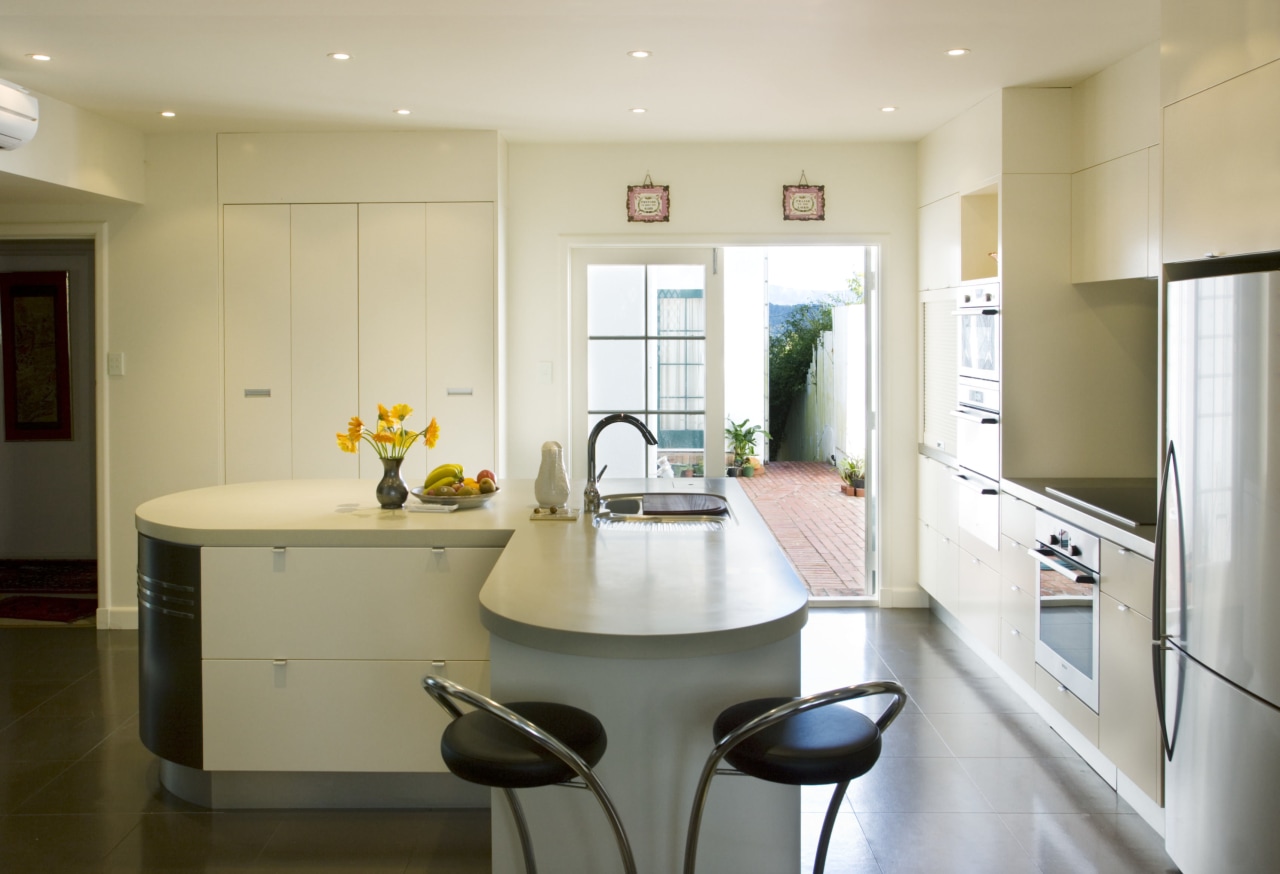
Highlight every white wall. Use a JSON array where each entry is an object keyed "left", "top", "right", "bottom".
[{"left": 506, "top": 141, "right": 923, "bottom": 605}]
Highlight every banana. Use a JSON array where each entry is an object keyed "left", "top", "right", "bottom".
[
  {"left": 425, "top": 463, "right": 463, "bottom": 490},
  {"left": 427, "top": 476, "right": 458, "bottom": 494}
]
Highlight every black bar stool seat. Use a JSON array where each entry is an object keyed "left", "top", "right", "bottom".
[
  {"left": 713, "top": 696, "right": 882, "bottom": 786},
  {"left": 441, "top": 700, "right": 607, "bottom": 788}
]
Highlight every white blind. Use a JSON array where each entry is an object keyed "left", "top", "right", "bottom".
[{"left": 920, "top": 295, "right": 957, "bottom": 456}]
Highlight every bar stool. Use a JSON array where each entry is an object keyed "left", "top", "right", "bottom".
[
  {"left": 683, "top": 680, "right": 907, "bottom": 874},
  {"left": 422, "top": 675, "right": 637, "bottom": 874}
]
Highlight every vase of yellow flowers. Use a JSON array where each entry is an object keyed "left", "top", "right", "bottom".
[{"left": 336, "top": 403, "right": 439, "bottom": 509}]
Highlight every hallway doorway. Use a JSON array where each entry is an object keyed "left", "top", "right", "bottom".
[{"left": 0, "top": 239, "right": 98, "bottom": 625}]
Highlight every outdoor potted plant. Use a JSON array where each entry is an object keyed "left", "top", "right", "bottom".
[
  {"left": 837, "top": 454, "right": 865, "bottom": 496},
  {"left": 725, "top": 418, "right": 768, "bottom": 476}
]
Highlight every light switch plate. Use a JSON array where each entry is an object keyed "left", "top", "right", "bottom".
[{"left": 107, "top": 352, "right": 125, "bottom": 376}]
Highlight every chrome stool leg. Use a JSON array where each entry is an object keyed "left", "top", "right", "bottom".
[
  {"left": 501, "top": 787, "right": 539, "bottom": 874},
  {"left": 813, "top": 779, "right": 851, "bottom": 874}
]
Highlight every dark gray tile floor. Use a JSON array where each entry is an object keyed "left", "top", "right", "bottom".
[{"left": 0, "top": 608, "right": 1179, "bottom": 873}]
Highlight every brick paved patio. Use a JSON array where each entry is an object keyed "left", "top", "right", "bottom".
[{"left": 735, "top": 461, "right": 867, "bottom": 598}]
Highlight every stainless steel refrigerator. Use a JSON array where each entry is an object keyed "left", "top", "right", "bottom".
[{"left": 1158, "top": 262, "right": 1280, "bottom": 874}]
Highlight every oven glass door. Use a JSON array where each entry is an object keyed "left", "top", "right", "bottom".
[
  {"left": 957, "top": 309, "right": 1000, "bottom": 382},
  {"left": 1033, "top": 548, "right": 1099, "bottom": 712}
]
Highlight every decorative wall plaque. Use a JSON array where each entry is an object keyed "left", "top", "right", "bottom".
[
  {"left": 626, "top": 174, "right": 670, "bottom": 222},
  {"left": 782, "top": 171, "right": 825, "bottom": 221}
]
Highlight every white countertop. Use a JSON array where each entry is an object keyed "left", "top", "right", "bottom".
[{"left": 135, "top": 477, "right": 809, "bottom": 659}]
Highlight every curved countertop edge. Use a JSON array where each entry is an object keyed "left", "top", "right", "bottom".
[
  {"left": 1001, "top": 477, "right": 1157, "bottom": 558},
  {"left": 479, "top": 601, "right": 809, "bottom": 660},
  {"left": 134, "top": 477, "right": 811, "bottom": 660}
]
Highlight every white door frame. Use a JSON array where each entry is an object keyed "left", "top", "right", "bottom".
[
  {"left": 0, "top": 222, "right": 111, "bottom": 620},
  {"left": 562, "top": 234, "right": 885, "bottom": 601}
]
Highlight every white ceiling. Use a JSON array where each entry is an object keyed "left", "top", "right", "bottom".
[{"left": 1, "top": 0, "right": 1159, "bottom": 146}]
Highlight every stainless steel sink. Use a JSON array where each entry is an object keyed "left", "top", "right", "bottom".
[{"left": 593, "top": 492, "right": 732, "bottom": 528}]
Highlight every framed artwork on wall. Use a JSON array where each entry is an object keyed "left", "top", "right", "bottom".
[
  {"left": 627, "top": 174, "right": 670, "bottom": 222},
  {"left": 1, "top": 271, "right": 73, "bottom": 441},
  {"left": 783, "top": 171, "right": 825, "bottom": 221}
]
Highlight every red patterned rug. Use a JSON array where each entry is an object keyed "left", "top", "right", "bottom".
[
  {"left": 0, "top": 595, "right": 97, "bottom": 623},
  {"left": 0, "top": 559, "right": 98, "bottom": 594}
]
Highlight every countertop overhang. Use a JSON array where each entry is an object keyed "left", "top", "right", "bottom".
[{"left": 135, "top": 477, "right": 809, "bottom": 659}]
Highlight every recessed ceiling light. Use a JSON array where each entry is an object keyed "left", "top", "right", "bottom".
[
  {"left": 630, "top": 107, "right": 647, "bottom": 114},
  {"left": 27, "top": 54, "right": 52, "bottom": 62},
  {"left": 947, "top": 48, "right": 970, "bottom": 56},
  {"left": 328, "top": 52, "right": 351, "bottom": 61},
  {"left": 628, "top": 50, "right": 651, "bottom": 59},
  {"left": 394, "top": 109, "right": 411, "bottom": 115},
  {"left": 160, "top": 111, "right": 176, "bottom": 118},
  {"left": 881, "top": 106, "right": 897, "bottom": 113}
]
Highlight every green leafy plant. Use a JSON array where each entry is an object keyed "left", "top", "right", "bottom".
[
  {"left": 767, "top": 274, "right": 861, "bottom": 458},
  {"left": 836, "top": 453, "right": 865, "bottom": 486},
  {"left": 725, "top": 418, "right": 769, "bottom": 467}
]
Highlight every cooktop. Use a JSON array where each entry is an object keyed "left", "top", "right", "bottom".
[{"left": 1045, "top": 482, "right": 1159, "bottom": 528}]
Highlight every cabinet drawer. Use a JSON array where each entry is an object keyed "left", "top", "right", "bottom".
[
  {"left": 202, "top": 547, "right": 499, "bottom": 660},
  {"left": 1036, "top": 665, "right": 1099, "bottom": 746},
  {"left": 1000, "top": 618, "right": 1036, "bottom": 687},
  {"left": 1100, "top": 540, "right": 1154, "bottom": 614},
  {"left": 999, "top": 493, "right": 1036, "bottom": 545},
  {"left": 998, "top": 539, "right": 1036, "bottom": 636},
  {"left": 202, "top": 658, "right": 488, "bottom": 772}
]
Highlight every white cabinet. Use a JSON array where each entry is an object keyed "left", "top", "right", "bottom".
[
  {"left": 1071, "top": 149, "right": 1156, "bottom": 282},
  {"left": 200, "top": 545, "right": 497, "bottom": 772},
  {"left": 224, "top": 201, "right": 497, "bottom": 486},
  {"left": 956, "top": 550, "right": 1001, "bottom": 655},
  {"left": 918, "top": 195, "right": 961, "bottom": 290},
  {"left": 224, "top": 205, "right": 294, "bottom": 483},
  {"left": 1164, "top": 59, "right": 1280, "bottom": 263},
  {"left": 1161, "top": 0, "right": 1280, "bottom": 106},
  {"left": 424, "top": 202, "right": 496, "bottom": 481},
  {"left": 1036, "top": 664, "right": 1099, "bottom": 746},
  {"left": 1098, "top": 542, "right": 1162, "bottom": 805}
]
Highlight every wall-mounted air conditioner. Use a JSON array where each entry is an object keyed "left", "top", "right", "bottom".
[{"left": 0, "top": 79, "right": 39, "bottom": 150}]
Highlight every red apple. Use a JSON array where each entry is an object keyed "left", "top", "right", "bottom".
[{"left": 476, "top": 469, "right": 496, "bottom": 484}]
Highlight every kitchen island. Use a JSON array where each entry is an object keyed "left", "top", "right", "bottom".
[{"left": 135, "top": 476, "right": 809, "bottom": 874}]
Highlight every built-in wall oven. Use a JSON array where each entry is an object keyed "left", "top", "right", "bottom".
[
  {"left": 955, "top": 282, "right": 1000, "bottom": 383},
  {"left": 951, "top": 378, "right": 1001, "bottom": 550},
  {"left": 1031, "top": 511, "right": 1100, "bottom": 712}
]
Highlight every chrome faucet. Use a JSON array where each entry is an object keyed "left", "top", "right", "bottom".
[{"left": 584, "top": 413, "right": 658, "bottom": 513}]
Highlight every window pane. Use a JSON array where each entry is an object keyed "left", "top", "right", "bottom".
[
  {"left": 649, "top": 339, "right": 705, "bottom": 413},
  {"left": 588, "top": 339, "right": 646, "bottom": 411},
  {"left": 587, "top": 265, "right": 645, "bottom": 336},
  {"left": 657, "top": 413, "right": 705, "bottom": 450}
]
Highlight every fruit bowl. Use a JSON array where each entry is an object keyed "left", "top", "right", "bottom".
[{"left": 410, "top": 487, "right": 498, "bottom": 509}]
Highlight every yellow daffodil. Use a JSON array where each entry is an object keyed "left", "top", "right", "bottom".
[{"left": 336, "top": 404, "right": 436, "bottom": 460}]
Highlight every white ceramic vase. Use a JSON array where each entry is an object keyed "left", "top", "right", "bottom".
[{"left": 535, "top": 441, "right": 571, "bottom": 509}]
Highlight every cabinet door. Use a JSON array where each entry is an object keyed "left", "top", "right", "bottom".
[
  {"left": 202, "top": 546, "right": 499, "bottom": 661},
  {"left": 290, "top": 204, "right": 360, "bottom": 479},
  {"left": 918, "top": 195, "right": 961, "bottom": 290},
  {"left": 358, "top": 203, "right": 430, "bottom": 485},
  {"left": 224, "top": 205, "right": 292, "bottom": 483},
  {"left": 1100, "top": 541, "right": 1154, "bottom": 614},
  {"left": 1164, "top": 59, "right": 1280, "bottom": 262},
  {"left": 1099, "top": 592, "right": 1163, "bottom": 804},
  {"left": 425, "top": 202, "right": 496, "bottom": 477},
  {"left": 957, "top": 551, "right": 1001, "bottom": 654},
  {"left": 202, "top": 658, "right": 488, "bottom": 772},
  {"left": 1071, "top": 150, "right": 1151, "bottom": 283}
]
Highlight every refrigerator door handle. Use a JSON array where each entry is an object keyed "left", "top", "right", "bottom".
[{"left": 1153, "top": 440, "right": 1187, "bottom": 760}]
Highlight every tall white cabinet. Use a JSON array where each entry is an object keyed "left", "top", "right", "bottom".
[
  {"left": 219, "top": 130, "right": 503, "bottom": 488},
  {"left": 223, "top": 201, "right": 496, "bottom": 486}
]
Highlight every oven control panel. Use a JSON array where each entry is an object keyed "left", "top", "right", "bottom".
[{"left": 1034, "top": 511, "right": 1101, "bottom": 573}]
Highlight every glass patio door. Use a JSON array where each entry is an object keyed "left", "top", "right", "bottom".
[{"left": 571, "top": 248, "right": 724, "bottom": 479}]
